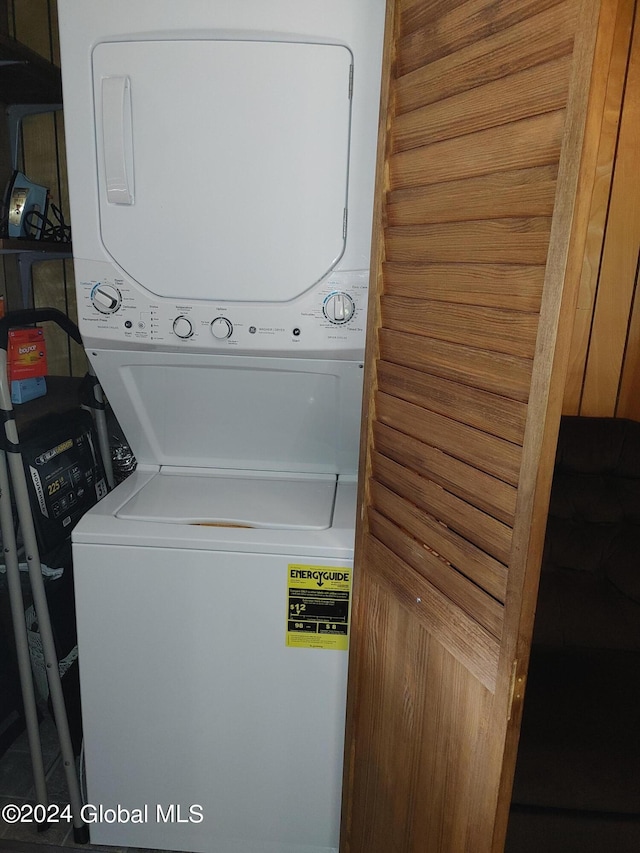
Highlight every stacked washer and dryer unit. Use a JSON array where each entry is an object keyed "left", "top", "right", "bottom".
[{"left": 58, "top": 2, "right": 384, "bottom": 851}]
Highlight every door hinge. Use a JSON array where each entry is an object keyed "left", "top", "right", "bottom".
[
  {"left": 507, "top": 659, "right": 524, "bottom": 721},
  {"left": 349, "top": 64, "right": 354, "bottom": 99},
  {"left": 343, "top": 207, "right": 348, "bottom": 239}
]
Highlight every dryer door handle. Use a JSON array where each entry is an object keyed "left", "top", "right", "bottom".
[{"left": 102, "top": 75, "right": 134, "bottom": 205}]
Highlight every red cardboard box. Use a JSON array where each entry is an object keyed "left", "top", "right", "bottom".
[{"left": 8, "top": 328, "right": 48, "bottom": 382}]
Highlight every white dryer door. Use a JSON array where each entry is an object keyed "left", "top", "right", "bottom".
[{"left": 92, "top": 39, "right": 352, "bottom": 302}]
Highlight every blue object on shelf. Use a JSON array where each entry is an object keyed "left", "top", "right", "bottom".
[{"left": 11, "top": 375, "right": 47, "bottom": 404}]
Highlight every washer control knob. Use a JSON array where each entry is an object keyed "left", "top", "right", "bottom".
[
  {"left": 173, "top": 315, "right": 193, "bottom": 339},
  {"left": 323, "top": 291, "right": 355, "bottom": 324},
  {"left": 211, "top": 317, "right": 233, "bottom": 339},
  {"left": 91, "top": 283, "right": 122, "bottom": 314}
]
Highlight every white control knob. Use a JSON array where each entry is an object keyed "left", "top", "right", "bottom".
[
  {"left": 323, "top": 292, "right": 355, "bottom": 324},
  {"left": 211, "top": 317, "right": 233, "bottom": 339},
  {"left": 173, "top": 315, "right": 193, "bottom": 339},
  {"left": 91, "top": 283, "right": 122, "bottom": 314}
]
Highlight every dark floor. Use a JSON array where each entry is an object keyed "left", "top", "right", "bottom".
[
  {"left": 0, "top": 716, "right": 171, "bottom": 853},
  {"left": 3, "top": 712, "right": 639, "bottom": 853},
  {"left": 505, "top": 805, "right": 640, "bottom": 853}
]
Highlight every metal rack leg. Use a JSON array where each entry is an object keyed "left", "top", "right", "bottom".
[
  {"left": 0, "top": 450, "right": 50, "bottom": 828},
  {"left": 5, "top": 443, "right": 88, "bottom": 843}
]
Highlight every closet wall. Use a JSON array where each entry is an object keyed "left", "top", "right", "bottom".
[{"left": 563, "top": 0, "right": 640, "bottom": 419}]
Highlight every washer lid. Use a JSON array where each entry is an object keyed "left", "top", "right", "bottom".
[{"left": 115, "top": 468, "right": 337, "bottom": 530}]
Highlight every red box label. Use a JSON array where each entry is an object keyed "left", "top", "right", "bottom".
[{"left": 8, "top": 328, "right": 48, "bottom": 381}]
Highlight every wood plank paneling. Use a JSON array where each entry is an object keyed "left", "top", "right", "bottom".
[
  {"left": 382, "top": 261, "right": 545, "bottom": 310},
  {"left": 394, "top": 54, "right": 572, "bottom": 152},
  {"left": 372, "top": 452, "right": 514, "bottom": 564},
  {"left": 396, "top": 0, "right": 566, "bottom": 76},
  {"left": 378, "top": 359, "right": 528, "bottom": 443},
  {"left": 346, "top": 566, "right": 496, "bottom": 849},
  {"left": 395, "top": 3, "right": 577, "bottom": 113},
  {"left": 387, "top": 165, "right": 559, "bottom": 227},
  {"left": 379, "top": 329, "right": 534, "bottom": 400},
  {"left": 578, "top": 0, "right": 640, "bottom": 416},
  {"left": 562, "top": 0, "right": 637, "bottom": 415},
  {"left": 23, "top": 109, "right": 79, "bottom": 374},
  {"left": 370, "top": 509, "right": 505, "bottom": 637},
  {"left": 398, "top": 0, "right": 467, "bottom": 39},
  {"left": 365, "top": 536, "right": 501, "bottom": 690},
  {"left": 371, "top": 480, "right": 509, "bottom": 602},
  {"left": 12, "top": 0, "right": 54, "bottom": 61},
  {"left": 410, "top": 639, "right": 496, "bottom": 850},
  {"left": 22, "top": 112, "right": 60, "bottom": 202},
  {"left": 373, "top": 421, "right": 518, "bottom": 526},
  {"left": 376, "top": 392, "right": 523, "bottom": 485},
  {"left": 386, "top": 217, "right": 553, "bottom": 264},
  {"left": 381, "top": 296, "right": 539, "bottom": 357},
  {"left": 390, "top": 110, "right": 565, "bottom": 189}
]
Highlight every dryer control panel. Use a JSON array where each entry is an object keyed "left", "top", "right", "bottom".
[{"left": 76, "top": 259, "right": 369, "bottom": 359}]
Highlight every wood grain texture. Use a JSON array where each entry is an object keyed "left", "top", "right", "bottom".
[
  {"left": 396, "top": 0, "right": 566, "bottom": 76},
  {"left": 385, "top": 218, "right": 553, "bottom": 266},
  {"left": 372, "top": 452, "right": 514, "bottom": 564},
  {"left": 562, "top": 0, "right": 635, "bottom": 414},
  {"left": 581, "top": 1, "right": 640, "bottom": 415},
  {"left": 409, "top": 638, "right": 497, "bottom": 850},
  {"left": 22, "top": 108, "right": 76, "bottom": 375},
  {"left": 13, "top": 0, "right": 54, "bottom": 61},
  {"left": 390, "top": 110, "right": 565, "bottom": 190},
  {"left": 344, "top": 0, "right": 603, "bottom": 851},
  {"left": 381, "top": 295, "right": 539, "bottom": 357},
  {"left": 387, "top": 166, "right": 559, "bottom": 227},
  {"left": 379, "top": 329, "right": 534, "bottom": 400},
  {"left": 398, "top": 0, "right": 467, "bottom": 38},
  {"left": 365, "top": 535, "right": 501, "bottom": 689},
  {"left": 370, "top": 509, "right": 505, "bottom": 637},
  {"left": 376, "top": 392, "right": 523, "bottom": 485},
  {"left": 346, "top": 563, "right": 496, "bottom": 850},
  {"left": 393, "top": 54, "right": 572, "bottom": 152},
  {"left": 395, "top": 2, "right": 577, "bottom": 113},
  {"left": 377, "top": 359, "right": 528, "bottom": 443},
  {"left": 382, "top": 260, "right": 545, "bottom": 310},
  {"left": 371, "top": 479, "right": 509, "bottom": 604},
  {"left": 22, "top": 111, "right": 59, "bottom": 196},
  {"left": 373, "top": 421, "right": 518, "bottom": 526}
]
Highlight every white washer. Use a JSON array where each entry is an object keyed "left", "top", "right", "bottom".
[
  {"left": 73, "top": 467, "right": 357, "bottom": 853},
  {"left": 58, "top": 1, "right": 384, "bottom": 850},
  {"left": 71, "top": 349, "right": 366, "bottom": 852}
]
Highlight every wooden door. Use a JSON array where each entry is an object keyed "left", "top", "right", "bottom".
[{"left": 342, "top": 1, "right": 614, "bottom": 851}]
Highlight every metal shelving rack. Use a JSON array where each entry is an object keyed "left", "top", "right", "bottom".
[{"left": 0, "top": 29, "right": 71, "bottom": 308}]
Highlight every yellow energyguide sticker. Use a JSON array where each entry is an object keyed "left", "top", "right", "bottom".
[{"left": 286, "top": 564, "right": 351, "bottom": 650}]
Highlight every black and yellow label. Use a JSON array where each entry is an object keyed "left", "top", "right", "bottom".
[{"left": 286, "top": 564, "right": 351, "bottom": 650}]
